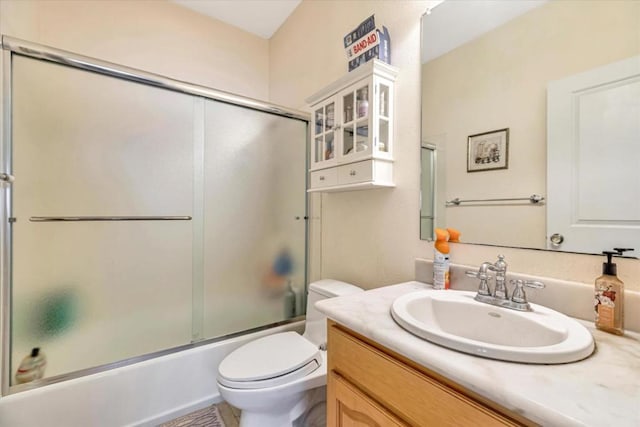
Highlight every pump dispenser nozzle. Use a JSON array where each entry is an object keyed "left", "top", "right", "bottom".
[
  {"left": 602, "top": 251, "right": 618, "bottom": 276},
  {"left": 613, "top": 248, "right": 634, "bottom": 256},
  {"left": 602, "top": 248, "right": 635, "bottom": 275}
]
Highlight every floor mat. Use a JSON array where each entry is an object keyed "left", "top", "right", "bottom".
[{"left": 160, "top": 404, "right": 226, "bottom": 427}]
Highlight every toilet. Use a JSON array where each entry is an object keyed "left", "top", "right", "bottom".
[{"left": 217, "top": 279, "right": 363, "bottom": 427}]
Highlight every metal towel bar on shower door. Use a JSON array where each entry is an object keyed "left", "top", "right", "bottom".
[
  {"left": 29, "top": 216, "right": 192, "bottom": 222},
  {"left": 446, "top": 194, "right": 545, "bottom": 206}
]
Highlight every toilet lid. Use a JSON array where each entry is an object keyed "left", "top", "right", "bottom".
[{"left": 218, "top": 332, "right": 322, "bottom": 389}]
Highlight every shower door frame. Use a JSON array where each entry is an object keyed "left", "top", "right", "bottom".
[{"left": 0, "top": 36, "right": 310, "bottom": 396}]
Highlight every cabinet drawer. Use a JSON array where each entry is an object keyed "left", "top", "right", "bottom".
[
  {"left": 328, "top": 324, "right": 521, "bottom": 426},
  {"left": 337, "top": 160, "right": 373, "bottom": 185},
  {"left": 310, "top": 168, "right": 337, "bottom": 189}
]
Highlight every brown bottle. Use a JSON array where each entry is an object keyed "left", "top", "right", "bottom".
[{"left": 594, "top": 249, "right": 631, "bottom": 335}]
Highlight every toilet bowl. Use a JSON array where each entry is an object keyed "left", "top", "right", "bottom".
[{"left": 216, "top": 279, "right": 363, "bottom": 427}]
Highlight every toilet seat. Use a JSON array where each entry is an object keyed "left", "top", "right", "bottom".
[{"left": 218, "top": 332, "right": 322, "bottom": 390}]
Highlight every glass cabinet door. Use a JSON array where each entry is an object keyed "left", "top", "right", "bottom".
[
  {"left": 312, "top": 100, "right": 337, "bottom": 169},
  {"left": 341, "top": 83, "right": 372, "bottom": 162},
  {"left": 376, "top": 80, "right": 391, "bottom": 156}
]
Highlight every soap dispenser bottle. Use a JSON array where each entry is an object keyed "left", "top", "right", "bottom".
[{"left": 594, "top": 248, "right": 632, "bottom": 335}]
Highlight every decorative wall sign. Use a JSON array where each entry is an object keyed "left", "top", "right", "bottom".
[
  {"left": 467, "top": 128, "right": 509, "bottom": 172},
  {"left": 343, "top": 15, "right": 391, "bottom": 72}
]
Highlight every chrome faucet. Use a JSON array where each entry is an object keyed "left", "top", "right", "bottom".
[{"left": 466, "top": 255, "right": 545, "bottom": 312}]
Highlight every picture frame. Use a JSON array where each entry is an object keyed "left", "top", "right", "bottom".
[{"left": 467, "top": 128, "right": 509, "bottom": 172}]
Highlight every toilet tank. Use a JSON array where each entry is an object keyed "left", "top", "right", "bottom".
[{"left": 302, "top": 279, "right": 363, "bottom": 347}]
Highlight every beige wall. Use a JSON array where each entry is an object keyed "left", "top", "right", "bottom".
[
  {"left": 422, "top": 0, "right": 640, "bottom": 249},
  {"left": 270, "top": 0, "right": 435, "bottom": 287},
  {"left": 270, "top": 0, "right": 640, "bottom": 291},
  {"left": 0, "top": 0, "right": 270, "bottom": 99},
  {"left": 1, "top": 0, "right": 637, "bottom": 293}
]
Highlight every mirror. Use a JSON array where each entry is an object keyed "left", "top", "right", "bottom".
[{"left": 420, "top": 0, "right": 640, "bottom": 254}]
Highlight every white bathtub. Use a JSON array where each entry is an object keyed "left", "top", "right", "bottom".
[{"left": 0, "top": 321, "right": 304, "bottom": 426}]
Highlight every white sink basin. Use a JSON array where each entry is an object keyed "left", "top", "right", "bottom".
[{"left": 391, "top": 290, "right": 594, "bottom": 364}]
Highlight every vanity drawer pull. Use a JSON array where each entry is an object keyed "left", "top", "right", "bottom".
[
  {"left": 350, "top": 170, "right": 356, "bottom": 176},
  {"left": 319, "top": 176, "right": 325, "bottom": 181}
]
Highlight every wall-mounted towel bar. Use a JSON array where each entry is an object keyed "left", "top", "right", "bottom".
[
  {"left": 29, "top": 216, "right": 192, "bottom": 222},
  {"left": 446, "top": 194, "right": 545, "bottom": 206},
  {"left": 0, "top": 173, "right": 15, "bottom": 183}
]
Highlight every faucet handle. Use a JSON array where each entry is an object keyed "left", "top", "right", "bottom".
[
  {"left": 510, "top": 279, "right": 545, "bottom": 304},
  {"left": 466, "top": 270, "right": 493, "bottom": 296}
]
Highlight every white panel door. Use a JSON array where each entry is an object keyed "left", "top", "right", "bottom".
[{"left": 547, "top": 55, "right": 640, "bottom": 253}]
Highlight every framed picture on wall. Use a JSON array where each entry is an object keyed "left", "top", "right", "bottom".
[{"left": 467, "top": 128, "right": 509, "bottom": 172}]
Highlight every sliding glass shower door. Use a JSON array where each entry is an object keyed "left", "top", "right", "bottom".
[
  {"left": 6, "top": 52, "right": 307, "bottom": 387},
  {"left": 11, "top": 56, "right": 195, "bottom": 380},
  {"left": 202, "top": 101, "right": 307, "bottom": 340}
]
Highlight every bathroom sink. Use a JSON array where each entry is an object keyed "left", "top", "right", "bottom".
[{"left": 391, "top": 290, "right": 594, "bottom": 364}]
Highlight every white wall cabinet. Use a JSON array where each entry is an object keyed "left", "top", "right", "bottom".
[{"left": 306, "top": 60, "right": 398, "bottom": 192}]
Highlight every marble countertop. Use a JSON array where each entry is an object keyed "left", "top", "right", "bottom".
[{"left": 316, "top": 281, "right": 640, "bottom": 427}]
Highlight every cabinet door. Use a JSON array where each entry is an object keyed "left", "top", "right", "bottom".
[
  {"left": 328, "top": 371, "right": 407, "bottom": 427},
  {"left": 373, "top": 75, "right": 393, "bottom": 159},
  {"left": 328, "top": 323, "right": 524, "bottom": 426},
  {"left": 311, "top": 98, "right": 338, "bottom": 170},
  {"left": 339, "top": 81, "right": 372, "bottom": 163}
]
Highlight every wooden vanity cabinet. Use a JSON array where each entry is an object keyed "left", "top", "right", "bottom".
[{"left": 327, "top": 321, "right": 534, "bottom": 427}]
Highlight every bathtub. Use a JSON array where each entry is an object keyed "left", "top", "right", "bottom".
[{"left": 0, "top": 321, "right": 304, "bottom": 426}]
